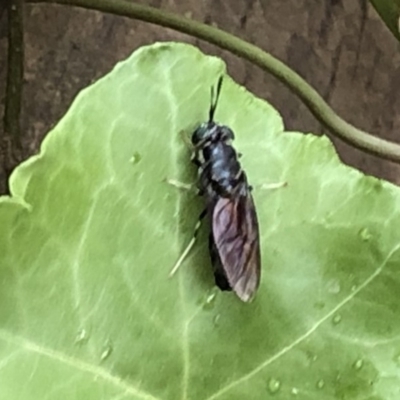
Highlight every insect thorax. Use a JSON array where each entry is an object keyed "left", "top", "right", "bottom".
[
  {"left": 193, "top": 124, "right": 248, "bottom": 198},
  {"left": 192, "top": 122, "right": 234, "bottom": 147}
]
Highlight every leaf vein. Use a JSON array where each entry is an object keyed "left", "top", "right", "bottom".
[
  {"left": 0, "top": 330, "right": 161, "bottom": 400},
  {"left": 205, "top": 244, "right": 400, "bottom": 400},
  {"left": 162, "top": 68, "right": 190, "bottom": 400}
]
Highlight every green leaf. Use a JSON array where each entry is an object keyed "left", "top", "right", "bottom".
[
  {"left": 370, "top": 0, "right": 400, "bottom": 42},
  {"left": 1, "top": 42, "right": 400, "bottom": 400}
]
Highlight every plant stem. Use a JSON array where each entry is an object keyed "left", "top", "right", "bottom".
[
  {"left": 30, "top": 0, "right": 400, "bottom": 163},
  {"left": 3, "top": 0, "right": 24, "bottom": 181}
]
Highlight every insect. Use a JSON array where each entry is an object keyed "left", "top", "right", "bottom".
[{"left": 171, "top": 77, "right": 261, "bottom": 302}]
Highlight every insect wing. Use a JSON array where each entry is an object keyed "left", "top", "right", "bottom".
[
  {"left": 212, "top": 193, "right": 261, "bottom": 302},
  {"left": 209, "top": 233, "right": 232, "bottom": 292}
]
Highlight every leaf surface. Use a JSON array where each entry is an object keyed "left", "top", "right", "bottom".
[{"left": 1, "top": 42, "right": 400, "bottom": 400}]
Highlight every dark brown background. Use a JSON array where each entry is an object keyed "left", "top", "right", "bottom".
[{"left": 1, "top": 0, "right": 400, "bottom": 195}]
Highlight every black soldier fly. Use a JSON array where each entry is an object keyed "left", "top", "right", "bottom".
[{"left": 170, "top": 77, "right": 261, "bottom": 302}]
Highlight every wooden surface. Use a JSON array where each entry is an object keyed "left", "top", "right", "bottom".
[{"left": 0, "top": 0, "right": 400, "bottom": 193}]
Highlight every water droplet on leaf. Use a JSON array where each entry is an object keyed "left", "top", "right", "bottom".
[
  {"left": 100, "top": 342, "right": 113, "bottom": 361},
  {"left": 202, "top": 289, "right": 218, "bottom": 310},
  {"left": 316, "top": 379, "right": 325, "bottom": 389},
  {"left": 305, "top": 350, "right": 318, "bottom": 364},
  {"left": 213, "top": 314, "right": 221, "bottom": 327},
  {"left": 353, "top": 359, "right": 363, "bottom": 370},
  {"left": 359, "top": 227, "right": 372, "bottom": 242},
  {"left": 130, "top": 152, "right": 142, "bottom": 165},
  {"left": 291, "top": 387, "right": 299, "bottom": 395},
  {"left": 327, "top": 279, "right": 341, "bottom": 294},
  {"left": 75, "top": 329, "right": 89, "bottom": 344},
  {"left": 206, "top": 293, "right": 216, "bottom": 303},
  {"left": 332, "top": 314, "right": 342, "bottom": 325},
  {"left": 267, "top": 378, "right": 281, "bottom": 394}
]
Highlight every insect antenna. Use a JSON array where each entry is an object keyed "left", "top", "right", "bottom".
[{"left": 208, "top": 76, "right": 224, "bottom": 123}]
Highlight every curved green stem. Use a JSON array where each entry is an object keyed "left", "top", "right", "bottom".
[{"left": 30, "top": 0, "right": 400, "bottom": 163}]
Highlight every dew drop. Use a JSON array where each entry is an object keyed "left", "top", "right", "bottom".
[
  {"left": 100, "top": 343, "right": 113, "bottom": 361},
  {"left": 332, "top": 314, "right": 342, "bottom": 325},
  {"left": 291, "top": 387, "right": 299, "bottom": 395},
  {"left": 206, "top": 293, "right": 216, "bottom": 303},
  {"left": 213, "top": 314, "right": 221, "bottom": 327},
  {"left": 353, "top": 359, "right": 364, "bottom": 370},
  {"left": 359, "top": 227, "right": 372, "bottom": 242},
  {"left": 75, "top": 328, "right": 89, "bottom": 345},
  {"left": 129, "top": 152, "right": 142, "bottom": 165},
  {"left": 316, "top": 379, "right": 325, "bottom": 389},
  {"left": 327, "top": 279, "right": 341, "bottom": 294},
  {"left": 267, "top": 378, "right": 281, "bottom": 394},
  {"left": 202, "top": 289, "right": 218, "bottom": 310},
  {"left": 305, "top": 350, "right": 318, "bottom": 364}
]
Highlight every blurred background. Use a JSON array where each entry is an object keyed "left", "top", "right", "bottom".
[{"left": 1, "top": 0, "right": 400, "bottom": 193}]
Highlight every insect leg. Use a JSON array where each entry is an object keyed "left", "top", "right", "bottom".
[
  {"left": 191, "top": 153, "right": 202, "bottom": 168},
  {"left": 169, "top": 209, "right": 207, "bottom": 277},
  {"left": 179, "top": 130, "right": 194, "bottom": 150},
  {"left": 165, "top": 178, "right": 196, "bottom": 192},
  {"left": 260, "top": 181, "right": 288, "bottom": 190}
]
